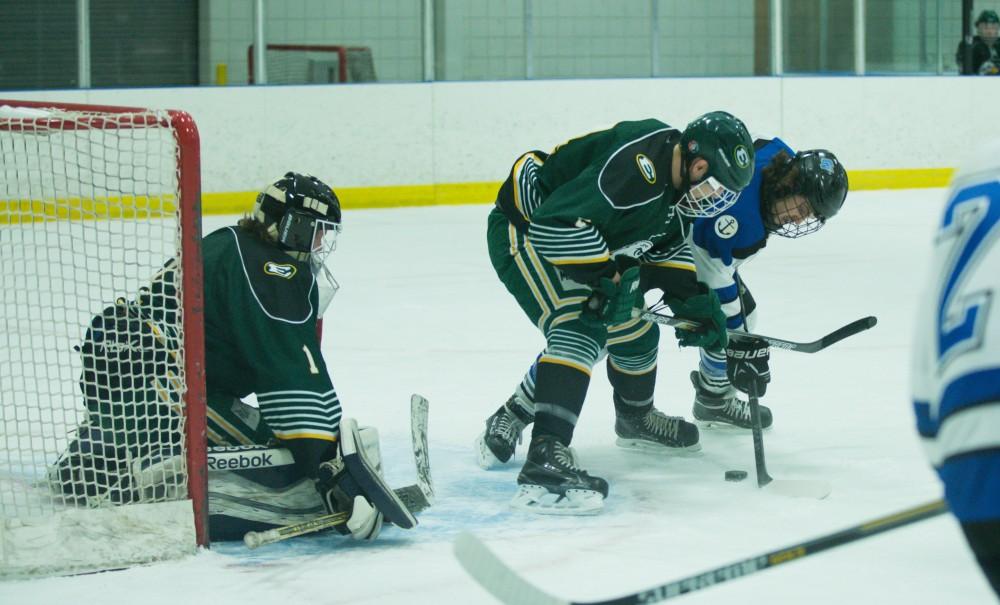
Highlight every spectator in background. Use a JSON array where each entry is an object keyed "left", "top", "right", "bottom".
[{"left": 957, "top": 9, "right": 1000, "bottom": 75}]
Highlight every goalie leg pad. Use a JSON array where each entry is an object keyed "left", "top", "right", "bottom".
[{"left": 339, "top": 417, "right": 418, "bottom": 529}]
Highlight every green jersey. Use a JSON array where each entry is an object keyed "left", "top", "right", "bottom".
[
  {"left": 156, "top": 226, "right": 341, "bottom": 443},
  {"left": 496, "top": 119, "right": 691, "bottom": 286}
]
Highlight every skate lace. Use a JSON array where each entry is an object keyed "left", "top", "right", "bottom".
[
  {"left": 644, "top": 410, "right": 681, "bottom": 440},
  {"left": 723, "top": 397, "right": 751, "bottom": 423},
  {"left": 552, "top": 442, "right": 583, "bottom": 472},
  {"left": 496, "top": 408, "right": 526, "bottom": 445}
]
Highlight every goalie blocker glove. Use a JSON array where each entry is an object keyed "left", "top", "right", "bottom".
[
  {"left": 316, "top": 418, "right": 417, "bottom": 540},
  {"left": 725, "top": 336, "right": 771, "bottom": 396}
]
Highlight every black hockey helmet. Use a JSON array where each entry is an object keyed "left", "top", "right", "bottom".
[
  {"left": 794, "top": 149, "right": 848, "bottom": 222},
  {"left": 764, "top": 149, "right": 848, "bottom": 238},
  {"left": 253, "top": 172, "right": 342, "bottom": 261},
  {"left": 677, "top": 111, "right": 755, "bottom": 217}
]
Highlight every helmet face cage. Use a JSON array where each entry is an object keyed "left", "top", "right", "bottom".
[
  {"left": 677, "top": 176, "right": 741, "bottom": 218},
  {"left": 276, "top": 207, "right": 342, "bottom": 264},
  {"left": 766, "top": 194, "right": 824, "bottom": 238}
]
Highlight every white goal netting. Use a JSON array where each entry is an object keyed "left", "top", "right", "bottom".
[{"left": 0, "top": 102, "right": 205, "bottom": 578}]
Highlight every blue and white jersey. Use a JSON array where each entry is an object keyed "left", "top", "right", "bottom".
[
  {"left": 686, "top": 138, "right": 794, "bottom": 329},
  {"left": 911, "top": 142, "right": 1000, "bottom": 524}
]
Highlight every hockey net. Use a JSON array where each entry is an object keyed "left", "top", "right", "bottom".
[
  {"left": 0, "top": 100, "right": 207, "bottom": 578},
  {"left": 247, "top": 44, "right": 376, "bottom": 84}
]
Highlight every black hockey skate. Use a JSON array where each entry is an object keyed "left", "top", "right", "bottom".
[
  {"left": 475, "top": 395, "right": 533, "bottom": 469},
  {"left": 614, "top": 406, "right": 701, "bottom": 453},
  {"left": 690, "top": 371, "right": 773, "bottom": 430},
  {"left": 512, "top": 435, "right": 608, "bottom": 515}
]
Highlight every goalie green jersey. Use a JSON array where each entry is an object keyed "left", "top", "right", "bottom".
[
  {"left": 152, "top": 226, "right": 342, "bottom": 443},
  {"left": 496, "top": 118, "right": 693, "bottom": 286}
]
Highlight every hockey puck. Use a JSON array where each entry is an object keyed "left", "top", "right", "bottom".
[{"left": 725, "top": 470, "right": 748, "bottom": 482}]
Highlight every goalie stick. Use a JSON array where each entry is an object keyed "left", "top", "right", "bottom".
[
  {"left": 453, "top": 499, "right": 948, "bottom": 605},
  {"left": 243, "top": 393, "right": 433, "bottom": 549},
  {"left": 636, "top": 310, "right": 877, "bottom": 354}
]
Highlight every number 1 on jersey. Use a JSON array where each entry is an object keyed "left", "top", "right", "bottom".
[{"left": 302, "top": 345, "right": 320, "bottom": 374}]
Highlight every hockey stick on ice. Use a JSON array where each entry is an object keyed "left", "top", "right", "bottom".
[
  {"left": 243, "top": 394, "right": 433, "bottom": 549},
  {"left": 453, "top": 499, "right": 948, "bottom": 605},
  {"left": 636, "top": 310, "right": 877, "bottom": 353},
  {"left": 244, "top": 511, "right": 350, "bottom": 548},
  {"left": 242, "top": 482, "right": 429, "bottom": 549}
]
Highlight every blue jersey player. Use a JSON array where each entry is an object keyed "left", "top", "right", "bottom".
[
  {"left": 912, "top": 142, "right": 1000, "bottom": 597},
  {"left": 685, "top": 139, "right": 849, "bottom": 430}
]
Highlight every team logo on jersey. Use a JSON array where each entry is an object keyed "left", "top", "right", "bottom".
[
  {"left": 635, "top": 154, "right": 657, "bottom": 184},
  {"left": 819, "top": 157, "right": 835, "bottom": 174},
  {"left": 714, "top": 215, "right": 739, "bottom": 239},
  {"left": 734, "top": 145, "right": 750, "bottom": 169},
  {"left": 264, "top": 262, "right": 297, "bottom": 279},
  {"left": 613, "top": 239, "right": 654, "bottom": 259}
]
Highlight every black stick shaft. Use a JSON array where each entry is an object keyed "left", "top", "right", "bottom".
[
  {"left": 748, "top": 394, "right": 772, "bottom": 487},
  {"left": 636, "top": 312, "right": 876, "bottom": 353},
  {"left": 584, "top": 500, "right": 948, "bottom": 605}
]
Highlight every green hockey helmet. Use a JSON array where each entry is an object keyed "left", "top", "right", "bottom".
[
  {"left": 677, "top": 111, "right": 755, "bottom": 218},
  {"left": 977, "top": 9, "right": 999, "bottom": 25}
]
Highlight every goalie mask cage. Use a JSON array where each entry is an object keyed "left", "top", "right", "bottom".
[
  {"left": 247, "top": 44, "right": 376, "bottom": 84},
  {"left": 0, "top": 99, "right": 208, "bottom": 578}
]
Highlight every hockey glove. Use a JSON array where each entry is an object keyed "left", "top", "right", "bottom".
[
  {"left": 316, "top": 457, "right": 383, "bottom": 540},
  {"left": 581, "top": 266, "right": 642, "bottom": 327},
  {"left": 725, "top": 336, "right": 771, "bottom": 397},
  {"left": 662, "top": 283, "right": 728, "bottom": 351}
]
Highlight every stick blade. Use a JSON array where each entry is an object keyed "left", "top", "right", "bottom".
[
  {"left": 766, "top": 479, "right": 832, "bottom": 500},
  {"left": 410, "top": 393, "right": 435, "bottom": 504},
  {"left": 453, "top": 532, "right": 569, "bottom": 605}
]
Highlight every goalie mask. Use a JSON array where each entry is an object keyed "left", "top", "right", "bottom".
[
  {"left": 763, "top": 149, "right": 848, "bottom": 239},
  {"left": 677, "top": 111, "right": 755, "bottom": 218},
  {"left": 254, "top": 172, "right": 342, "bottom": 263},
  {"left": 254, "top": 172, "right": 343, "bottom": 314}
]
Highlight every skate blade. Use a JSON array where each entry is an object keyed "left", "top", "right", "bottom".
[
  {"left": 694, "top": 419, "right": 773, "bottom": 431},
  {"left": 475, "top": 433, "right": 506, "bottom": 470},
  {"left": 509, "top": 484, "right": 604, "bottom": 515},
  {"left": 615, "top": 437, "right": 702, "bottom": 456}
]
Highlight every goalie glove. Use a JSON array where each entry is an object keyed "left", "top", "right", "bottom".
[{"left": 316, "top": 456, "right": 383, "bottom": 541}]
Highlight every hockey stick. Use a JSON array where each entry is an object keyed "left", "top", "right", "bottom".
[
  {"left": 748, "top": 392, "right": 830, "bottom": 499},
  {"left": 453, "top": 499, "right": 948, "bottom": 605},
  {"left": 410, "top": 394, "right": 435, "bottom": 505},
  {"left": 244, "top": 511, "right": 349, "bottom": 548},
  {"left": 636, "top": 310, "right": 877, "bottom": 353},
  {"left": 243, "top": 394, "right": 433, "bottom": 549}
]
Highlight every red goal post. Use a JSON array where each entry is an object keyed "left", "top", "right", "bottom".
[
  {"left": 247, "top": 44, "right": 376, "bottom": 84},
  {"left": 0, "top": 99, "right": 208, "bottom": 577}
]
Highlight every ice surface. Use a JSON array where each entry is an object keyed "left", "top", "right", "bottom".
[{"left": 2, "top": 188, "right": 995, "bottom": 604}]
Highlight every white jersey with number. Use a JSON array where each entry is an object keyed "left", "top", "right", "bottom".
[{"left": 911, "top": 141, "right": 1000, "bottom": 523}]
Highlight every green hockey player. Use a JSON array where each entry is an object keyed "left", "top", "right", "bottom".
[{"left": 476, "top": 111, "right": 755, "bottom": 514}]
